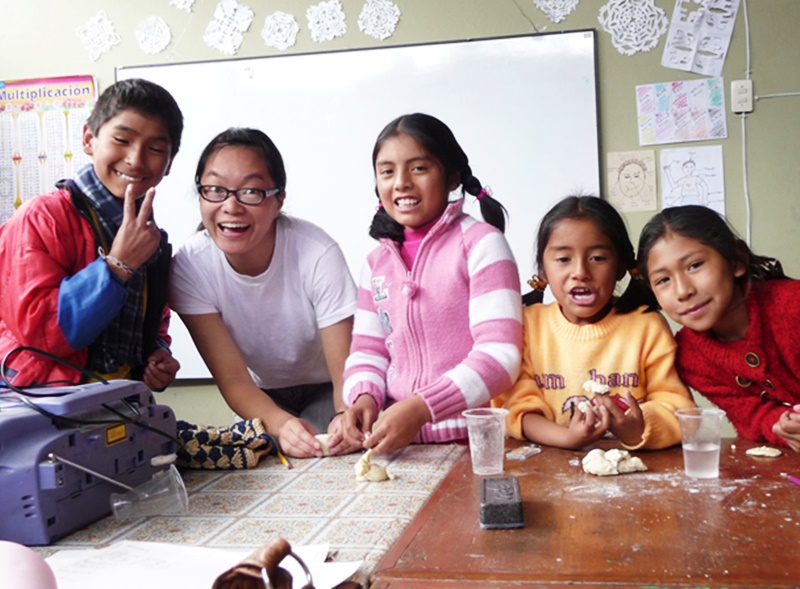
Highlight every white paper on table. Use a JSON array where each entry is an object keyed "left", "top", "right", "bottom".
[
  {"left": 46, "top": 542, "right": 249, "bottom": 589},
  {"left": 283, "top": 544, "right": 362, "bottom": 589},
  {"left": 46, "top": 541, "right": 361, "bottom": 589}
]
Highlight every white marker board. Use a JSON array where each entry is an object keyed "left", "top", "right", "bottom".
[{"left": 118, "top": 30, "right": 601, "bottom": 378}]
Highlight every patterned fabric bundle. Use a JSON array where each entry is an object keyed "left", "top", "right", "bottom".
[{"left": 177, "top": 418, "right": 278, "bottom": 470}]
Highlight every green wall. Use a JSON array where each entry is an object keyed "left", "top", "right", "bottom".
[{"left": 4, "top": 0, "right": 797, "bottom": 426}]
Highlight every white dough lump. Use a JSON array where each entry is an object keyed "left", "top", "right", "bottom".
[
  {"left": 745, "top": 445, "right": 782, "bottom": 457},
  {"left": 354, "top": 449, "right": 395, "bottom": 482},
  {"left": 582, "top": 448, "right": 648, "bottom": 476}
]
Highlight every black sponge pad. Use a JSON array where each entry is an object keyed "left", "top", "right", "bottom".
[{"left": 480, "top": 477, "right": 524, "bottom": 530}]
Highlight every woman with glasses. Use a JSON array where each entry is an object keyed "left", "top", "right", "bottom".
[{"left": 169, "top": 128, "right": 358, "bottom": 458}]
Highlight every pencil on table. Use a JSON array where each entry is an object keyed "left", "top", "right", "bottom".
[{"left": 277, "top": 450, "right": 293, "bottom": 470}]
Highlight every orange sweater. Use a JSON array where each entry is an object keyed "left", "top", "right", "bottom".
[{"left": 495, "top": 303, "right": 695, "bottom": 450}]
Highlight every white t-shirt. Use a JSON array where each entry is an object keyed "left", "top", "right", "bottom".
[{"left": 169, "top": 215, "right": 357, "bottom": 389}]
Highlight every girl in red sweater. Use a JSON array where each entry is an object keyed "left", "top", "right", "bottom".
[{"left": 638, "top": 205, "right": 800, "bottom": 452}]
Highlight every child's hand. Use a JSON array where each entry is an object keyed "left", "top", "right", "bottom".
[
  {"left": 364, "top": 396, "right": 432, "bottom": 455},
  {"left": 773, "top": 406, "right": 800, "bottom": 453},
  {"left": 341, "top": 395, "right": 379, "bottom": 448},
  {"left": 325, "top": 413, "right": 362, "bottom": 455},
  {"left": 142, "top": 347, "right": 179, "bottom": 391},
  {"left": 108, "top": 185, "right": 162, "bottom": 275},
  {"left": 565, "top": 403, "right": 611, "bottom": 448},
  {"left": 596, "top": 391, "right": 645, "bottom": 447},
  {"left": 278, "top": 416, "right": 323, "bottom": 458}
]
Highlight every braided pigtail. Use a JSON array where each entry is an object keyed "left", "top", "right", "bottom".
[
  {"left": 460, "top": 166, "right": 507, "bottom": 233},
  {"left": 748, "top": 253, "right": 787, "bottom": 281},
  {"left": 615, "top": 263, "right": 659, "bottom": 314},
  {"left": 368, "top": 204, "right": 405, "bottom": 243}
]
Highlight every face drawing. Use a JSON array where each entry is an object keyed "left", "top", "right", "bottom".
[{"left": 618, "top": 160, "right": 647, "bottom": 198}]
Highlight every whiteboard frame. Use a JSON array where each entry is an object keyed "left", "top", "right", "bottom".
[{"left": 118, "top": 30, "right": 602, "bottom": 379}]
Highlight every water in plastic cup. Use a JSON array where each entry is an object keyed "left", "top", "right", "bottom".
[
  {"left": 462, "top": 408, "right": 508, "bottom": 476},
  {"left": 681, "top": 441, "right": 721, "bottom": 478},
  {"left": 675, "top": 408, "right": 726, "bottom": 479}
]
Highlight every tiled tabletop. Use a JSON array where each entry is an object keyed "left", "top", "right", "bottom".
[{"left": 39, "top": 443, "right": 466, "bottom": 585}]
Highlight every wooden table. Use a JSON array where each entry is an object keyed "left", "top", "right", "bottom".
[{"left": 370, "top": 439, "right": 800, "bottom": 588}]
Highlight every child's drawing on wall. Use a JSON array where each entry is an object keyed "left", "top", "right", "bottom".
[
  {"left": 607, "top": 149, "right": 657, "bottom": 212},
  {"left": 660, "top": 145, "right": 725, "bottom": 216}
]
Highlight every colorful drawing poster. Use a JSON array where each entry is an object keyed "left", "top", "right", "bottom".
[
  {"left": 0, "top": 75, "right": 96, "bottom": 223},
  {"left": 636, "top": 77, "right": 727, "bottom": 146}
]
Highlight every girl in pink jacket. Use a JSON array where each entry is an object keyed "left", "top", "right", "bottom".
[{"left": 341, "top": 113, "right": 523, "bottom": 454}]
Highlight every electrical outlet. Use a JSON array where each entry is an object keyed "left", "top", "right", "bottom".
[{"left": 731, "top": 79, "right": 754, "bottom": 113}]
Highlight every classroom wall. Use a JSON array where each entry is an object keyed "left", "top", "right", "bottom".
[{"left": 3, "top": 0, "right": 798, "bottom": 427}]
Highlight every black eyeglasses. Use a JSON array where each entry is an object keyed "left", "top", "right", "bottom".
[{"left": 197, "top": 184, "right": 282, "bottom": 206}]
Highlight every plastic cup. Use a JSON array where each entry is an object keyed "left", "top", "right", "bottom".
[
  {"left": 675, "top": 408, "right": 726, "bottom": 479},
  {"left": 110, "top": 464, "right": 189, "bottom": 520},
  {"left": 462, "top": 408, "right": 508, "bottom": 476}
]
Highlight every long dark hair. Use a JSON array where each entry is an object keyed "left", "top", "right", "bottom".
[
  {"left": 194, "top": 127, "right": 286, "bottom": 193},
  {"left": 637, "top": 205, "right": 786, "bottom": 291},
  {"left": 369, "top": 113, "right": 507, "bottom": 242},
  {"left": 523, "top": 196, "right": 658, "bottom": 313}
]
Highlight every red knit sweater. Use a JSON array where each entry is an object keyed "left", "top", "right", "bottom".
[{"left": 675, "top": 279, "right": 800, "bottom": 446}]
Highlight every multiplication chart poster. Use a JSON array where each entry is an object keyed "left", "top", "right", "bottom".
[{"left": 0, "top": 75, "right": 96, "bottom": 223}]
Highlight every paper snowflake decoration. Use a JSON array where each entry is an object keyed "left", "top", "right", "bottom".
[
  {"left": 262, "top": 11, "right": 299, "bottom": 51},
  {"left": 136, "top": 16, "right": 172, "bottom": 54},
  {"left": 204, "top": 0, "right": 254, "bottom": 56},
  {"left": 533, "top": 0, "right": 580, "bottom": 24},
  {"left": 169, "top": 0, "right": 196, "bottom": 12},
  {"left": 306, "top": 0, "right": 347, "bottom": 43},
  {"left": 598, "top": 0, "right": 668, "bottom": 56},
  {"left": 76, "top": 11, "right": 121, "bottom": 61},
  {"left": 358, "top": 0, "right": 400, "bottom": 41}
]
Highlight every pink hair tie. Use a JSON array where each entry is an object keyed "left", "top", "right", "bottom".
[{"left": 476, "top": 186, "right": 493, "bottom": 200}]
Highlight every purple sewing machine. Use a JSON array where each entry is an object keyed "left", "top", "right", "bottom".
[{"left": 0, "top": 380, "right": 177, "bottom": 545}]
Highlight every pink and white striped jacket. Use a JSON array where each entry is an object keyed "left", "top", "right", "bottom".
[{"left": 343, "top": 200, "right": 523, "bottom": 443}]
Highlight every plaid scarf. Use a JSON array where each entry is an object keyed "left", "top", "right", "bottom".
[{"left": 73, "top": 164, "right": 161, "bottom": 375}]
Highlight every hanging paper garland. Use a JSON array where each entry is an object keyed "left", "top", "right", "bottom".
[
  {"left": 262, "top": 11, "right": 300, "bottom": 51},
  {"left": 203, "top": 0, "right": 254, "bottom": 55},
  {"left": 358, "top": 0, "right": 401, "bottom": 41},
  {"left": 169, "top": 0, "right": 196, "bottom": 12},
  {"left": 136, "top": 16, "right": 172, "bottom": 55},
  {"left": 76, "top": 11, "right": 121, "bottom": 61},
  {"left": 307, "top": 0, "right": 347, "bottom": 43},
  {"left": 598, "top": 0, "right": 668, "bottom": 56},
  {"left": 533, "top": 0, "right": 580, "bottom": 24}
]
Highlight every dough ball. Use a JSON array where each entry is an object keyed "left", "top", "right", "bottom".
[
  {"left": 582, "top": 379, "right": 610, "bottom": 395},
  {"left": 315, "top": 433, "right": 331, "bottom": 457},
  {"left": 582, "top": 448, "right": 647, "bottom": 476},
  {"left": 745, "top": 445, "right": 782, "bottom": 458},
  {"left": 354, "top": 449, "right": 395, "bottom": 482},
  {"left": 617, "top": 454, "right": 648, "bottom": 474}
]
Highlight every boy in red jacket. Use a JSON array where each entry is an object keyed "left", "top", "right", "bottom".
[{"left": 0, "top": 78, "right": 183, "bottom": 390}]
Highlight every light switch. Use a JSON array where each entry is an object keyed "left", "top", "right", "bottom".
[{"left": 731, "top": 79, "right": 754, "bottom": 113}]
